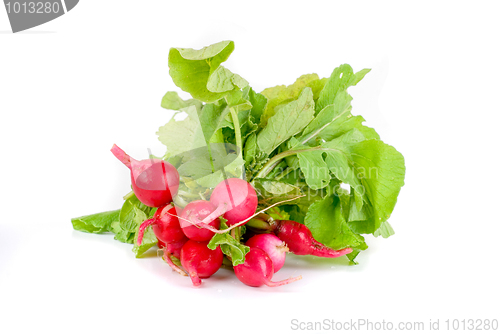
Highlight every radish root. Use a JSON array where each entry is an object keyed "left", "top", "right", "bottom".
[{"left": 166, "top": 195, "right": 305, "bottom": 235}]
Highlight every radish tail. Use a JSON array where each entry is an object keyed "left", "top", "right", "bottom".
[
  {"left": 111, "top": 144, "right": 132, "bottom": 169},
  {"left": 265, "top": 275, "right": 302, "bottom": 287},
  {"left": 310, "top": 241, "right": 352, "bottom": 258},
  {"left": 188, "top": 271, "right": 202, "bottom": 287},
  {"left": 162, "top": 251, "right": 187, "bottom": 276},
  {"left": 136, "top": 218, "right": 156, "bottom": 245}
]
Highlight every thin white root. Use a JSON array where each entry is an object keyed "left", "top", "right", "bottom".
[{"left": 165, "top": 195, "right": 305, "bottom": 234}]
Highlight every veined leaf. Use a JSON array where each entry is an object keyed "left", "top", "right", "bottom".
[
  {"left": 168, "top": 41, "right": 247, "bottom": 102},
  {"left": 161, "top": 91, "right": 203, "bottom": 111},
  {"left": 260, "top": 73, "right": 326, "bottom": 126},
  {"left": 257, "top": 87, "right": 315, "bottom": 155},
  {"left": 207, "top": 221, "right": 250, "bottom": 266},
  {"left": 71, "top": 210, "right": 120, "bottom": 234},
  {"left": 373, "top": 221, "right": 395, "bottom": 238},
  {"left": 316, "top": 64, "right": 370, "bottom": 112},
  {"left": 304, "top": 194, "right": 364, "bottom": 250},
  {"left": 157, "top": 105, "right": 207, "bottom": 156}
]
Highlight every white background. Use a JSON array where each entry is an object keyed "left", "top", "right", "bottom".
[{"left": 1, "top": 1, "right": 499, "bottom": 333}]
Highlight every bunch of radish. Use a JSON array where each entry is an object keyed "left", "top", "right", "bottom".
[{"left": 110, "top": 144, "right": 352, "bottom": 288}]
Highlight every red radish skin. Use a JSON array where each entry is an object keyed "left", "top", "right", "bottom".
[
  {"left": 274, "top": 220, "right": 352, "bottom": 257},
  {"left": 180, "top": 200, "right": 220, "bottom": 241},
  {"left": 201, "top": 178, "right": 258, "bottom": 226},
  {"left": 111, "top": 144, "right": 179, "bottom": 207},
  {"left": 162, "top": 237, "right": 189, "bottom": 276},
  {"left": 245, "top": 234, "right": 288, "bottom": 273},
  {"left": 152, "top": 205, "right": 185, "bottom": 243},
  {"left": 135, "top": 205, "right": 188, "bottom": 275},
  {"left": 136, "top": 205, "right": 185, "bottom": 245},
  {"left": 165, "top": 237, "right": 188, "bottom": 259},
  {"left": 180, "top": 240, "right": 223, "bottom": 287},
  {"left": 234, "top": 248, "right": 302, "bottom": 287}
]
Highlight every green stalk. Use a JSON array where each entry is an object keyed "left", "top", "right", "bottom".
[
  {"left": 253, "top": 146, "right": 340, "bottom": 180},
  {"left": 229, "top": 107, "right": 242, "bottom": 157},
  {"left": 223, "top": 95, "right": 243, "bottom": 178},
  {"left": 234, "top": 226, "right": 241, "bottom": 241},
  {"left": 246, "top": 218, "right": 271, "bottom": 230},
  {"left": 123, "top": 190, "right": 135, "bottom": 201},
  {"left": 227, "top": 105, "right": 245, "bottom": 180}
]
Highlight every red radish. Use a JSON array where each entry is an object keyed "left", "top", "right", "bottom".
[
  {"left": 180, "top": 200, "right": 220, "bottom": 241},
  {"left": 201, "top": 178, "right": 258, "bottom": 226},
  {"left": 245, "top": 234, "right": 288, "bottom": 273},
  {"left": 273, "top": 220, "right": 352, "bottom": 257},
  {"left": 162, "top": 237, "right": 189, "bottom": 276},
  {"left": 234, "top": 248, "right": 302, "bottom": 287},
  {"left": 157, "top": 240, "right": 166, "bottom": 248},
  {"left": 180, "top": 240, "right": 223, "bottom": 287},
  {"left": 111, "top": 144, "right": 179, "bottom": 207},
  {"left": 165, "top": 237, "right": 188, "bottom": 259},
  {"left": 136, "top": 204, "right": 185, "bottom": 245}
]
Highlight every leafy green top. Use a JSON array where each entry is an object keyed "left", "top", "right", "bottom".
[{"left": 72, "top": 40, "right": 405, "bottom": 265}]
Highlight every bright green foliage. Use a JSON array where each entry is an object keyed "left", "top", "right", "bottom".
[
  {"left": 168, "top": 41, "right": 248, "bottom": 102},
  {"left": 72, "top": 41, "right": 405, "bottom": 265},
  {"left": 71, "top": 210, "right": 120, "bottom": 234},
  {"left": 208, "top": 221, "right": 250, "bottom": 266}
]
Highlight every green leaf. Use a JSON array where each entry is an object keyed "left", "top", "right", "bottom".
[
  {"left": 132, "top": 207, "right": 157, "bottom": 258},
  {"left": 298, "top": 84, "right": 378, "bottom": 146},
  {"left": 257, "top": 87, "right": 315, "bottom": 155},
  {"left": 316, "top": 64, "right": 370, "bottom": 112},
  {"left": 267, "top": 207, "right": 291, "bottom": 220},
  {"left": 224, "top": 89, "right": 252, "bottom": 112},
  {"left": 175, "top": 143, "right": 244, "bottom": 188},
  {"left": 335, "top": 186, "right": 351, "bottom": 222},
  {"left": 346, "top": 239, "right": 368, "bottom": 265},
  {"left": 296, "top": 149, "right": 331, "bottom": 190},
  {"left": 207, "top": 66, "right": 248, "bottom": 93},
  {"left": 260, "top": 180, "right": 300, "bottom": 195},
  {"left": 244, "top": 132, "right": 257, "bottom": 166},
  {"left": 281, "top": 205, "right": 307, "bottom": 224},
  {"left": 322, "top": 130, "right": 405, "bottom": 233},
  {"left": 71, "top": 210, "right": 120, "bottom": 234},
  {"left": 247, "top": 87, "right": 267, "bottom": 125},
  {"left": 287, "top": 137, "right": 331, "bottom": 190},
  {"left": 157, "top": 105, "right": 207, "bottom": 156},
  {"left": 348, "top": 195, "right": 369, "bottom": 222},
  {"left": 111, "top": 221, "right": 135, "bottom": 244},
  {"left": 304, "top": 194, "right": 364, "bottom": 250},
  {"left": 260, "top": 73, "right": 326, "bottom": 126},
  {"left": 207, "top": 222, "right": 250, "bottom": 266},
  {"left": 298, "top": 90, "right": 353, "bottom": 145},
  {"left": 322, "top": 130, "right": 368, "bottom": 202},
  {"left": 291, "top": 129, "right": 405, "bottom": 234},
  {"left": 119, "top": 194, "right": 154, "bottom": 233},
  {"left": 161, "top": 91, "right": 203, "bottom": 111},
  {"left": 373, "top": 220, "right": 395, "bottom": 238},
  {"left": 197, "top": 101, "right": 230, "bottom": 144},
  {"left": 168, "top": 41, "right": 247, "bottom": 102},
  {"left": 319, "top": 115, "right": 380, "bottom": 142},
  {"left": 353, "top": 68, "right": 371, "bottom": 86}
]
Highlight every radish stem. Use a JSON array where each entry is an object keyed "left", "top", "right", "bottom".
[{"left": 110, "top": 144, "right": 132, "bottom": 168}]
